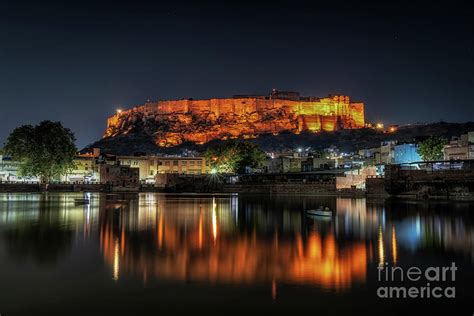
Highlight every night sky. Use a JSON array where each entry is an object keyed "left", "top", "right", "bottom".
[{"left": 1, "top": 0, "right": 473, "bottom": 148}]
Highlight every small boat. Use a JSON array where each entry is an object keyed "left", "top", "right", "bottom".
[
  {"left": 74, "top": 198, "right": 90, "bottom": 205},
  {"left": 306, "top": 207, "right": 333, "bottom": 217}
]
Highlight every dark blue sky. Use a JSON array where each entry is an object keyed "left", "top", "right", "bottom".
[{"left": 1, "top": 0, "right": 473, "bottom": 148}]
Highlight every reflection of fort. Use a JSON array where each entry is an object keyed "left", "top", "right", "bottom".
[
  {"left": 99, "top": 194, "right": 367, "bottom": 290},
  {"left": 1, "top": 193, "right": 473, "bottom": 292},
  {"left": 96, "top": 195, "right": 474, "bottom": 290}
]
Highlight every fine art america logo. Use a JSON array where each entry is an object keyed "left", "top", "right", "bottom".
[{"left": 377, "top": 262, "right": 457, "bottom": 299}]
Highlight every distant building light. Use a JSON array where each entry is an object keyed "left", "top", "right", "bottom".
[{"left": 376, "top": 123, "right": 384, "bottom": 129}]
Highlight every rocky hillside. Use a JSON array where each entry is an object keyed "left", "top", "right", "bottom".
[
  {"left": 102, "top": 95, "right": 364, "bottom": 148},
  {"left": 106, "top": 105, "right": 297, "bottom": 147},
  {"left": 84, "top": 122, "right": 474, "bottom": 155}
]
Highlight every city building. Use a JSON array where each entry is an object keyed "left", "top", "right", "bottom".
[
  {"left": 301, "top": 155, "right": 335, "bottom": 172},
  {"left": 1, "top": 147, "right": 208, "bottom": 184},
  {"left": 117, "top": 156, "right": 151, "bottom": 180},
  {"left": 63, "top": 156, "right": 100, "bottom": 182},
  {"left": 443, "top": 132, "right": 474, "bottom": 160},
  {"left": 380, "top": 141, "right": 397, "bottom": 165},
  {"left": 117, "top": 156, "right": 209, "bottom": 182},
  {"left": 332, "top": 154, "right": 364, "bottom": 169},
  {"left": 152, "top": 157, "right": 208, "bottom": 175},
  {"left": 0, "top": 155, "right": 36, "bottom": 182},
  {"left": 358, "top": 147, "right": 382, "bottom": 165},
  {"left": 266, "top": 151, "right": 336, "bottom": 173},
  {"left": 99, "top": 163, "right": 140, "bottom": 187},
  {"left": 336, "top": 166, "right": 377, "bottom": 189},
  {"left": 393, "top": 143, "right": 422, "bottom": 164},
  {"left": 266, "top": 156, "right": 304, "bottom": 173},
  {"left": 1, "top": 153, "right": 101, "bottom": 183}
]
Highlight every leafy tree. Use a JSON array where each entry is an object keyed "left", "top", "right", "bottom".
[
  {"left": 3, "top": 121, "right": 77, "bottom": 183},
  {"left": 417, "top": 136, "right": 447, "bottom": 161},
  {"left": 205, "top": 141, "right": 267, "bottom": 174}
]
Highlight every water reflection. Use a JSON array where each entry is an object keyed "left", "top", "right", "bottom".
[
  {"left": 3, "top": 216, "right": 73, "bottom": 264},
  {"left": 99, "top": 195, "right": 367, "bottom": 290},
  {"left": 0, "top": 193, "right": 473, "bottom": 292},
  {"left": 0, "top": 193, "right": 95, "bottom": 264}
]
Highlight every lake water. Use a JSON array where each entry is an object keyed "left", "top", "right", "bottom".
[{"left": 0, "top": 193, "right": 473, "bottom": 315}]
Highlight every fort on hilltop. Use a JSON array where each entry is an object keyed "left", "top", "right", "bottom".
[{"left": 104, "top": 90, "right": 365, "bottom": 147}]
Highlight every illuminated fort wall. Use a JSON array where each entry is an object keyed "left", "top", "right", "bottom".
[{"left": 105, "top": 95, "right": 365, "bottom": 146}]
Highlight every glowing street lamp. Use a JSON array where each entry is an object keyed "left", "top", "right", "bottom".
[{"left": 116, "top": 109, "right": 122, "bottom": 114}]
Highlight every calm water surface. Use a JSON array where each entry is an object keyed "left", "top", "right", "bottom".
[{"left": 0, "top": 193, "right": 473, "bottom": 315}]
